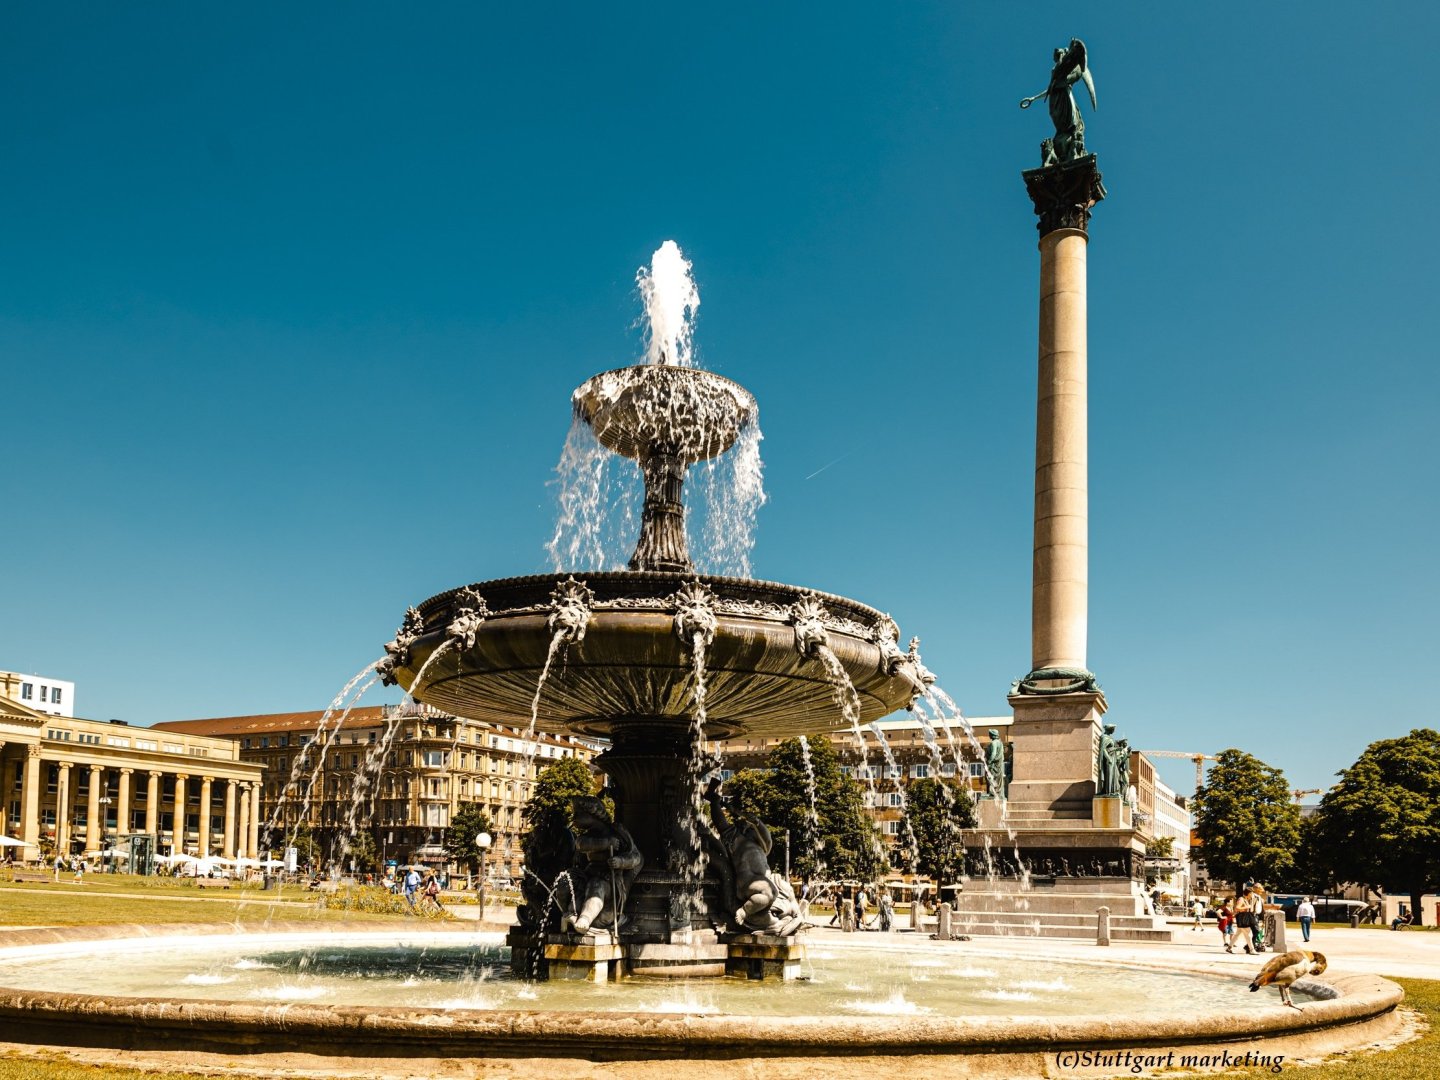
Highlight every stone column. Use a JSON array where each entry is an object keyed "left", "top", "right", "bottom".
[
  {"left": 1032, "top": 227, "right": 1090, "bottom": 673},
  {"left": 198, "top": 776, "right": 214, "bottom": 857},
  {"left": 247, "top": 783, "right": 261, "bottom": 859},
  {"left": 173, "top": 774, "right": 188, "bottom": 853},
  {"left": 236, "top": 785, "right": 251, "bottom": 859},
  {"left": 85, "top": 765, "right": 104, "bottom": 854},
  {"left": 223, "top": 779, "right": 238, "bottom": 859},
  {"left": 145, "top": 771, "right": 161, "bottom": 837},
  {"left": 21, "top": 747, "right": 42, "bottom": 851},
  {"left": 1019, "top": 156, "right": 1106, "bottom": 684},
  {"left": 55, "top": 763, "right": 72, "bottom": 854},
  {"left": 117, "top": 768, "right": 133, "bottom": 837}
]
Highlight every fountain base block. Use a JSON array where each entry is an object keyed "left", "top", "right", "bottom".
[{"left": 722, "top": 933, "right": 807, "bottom": 981}]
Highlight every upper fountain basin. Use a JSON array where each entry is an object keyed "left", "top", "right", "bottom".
[
  {"left": 573, "top": 365, "right": 757, "bottom": 464},
  {"left": 389, "top": 572, "right": 923, "bottom": 741}
]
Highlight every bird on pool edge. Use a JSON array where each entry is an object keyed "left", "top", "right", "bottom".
[{"left": 1250, "top": 949, "right": 1327, "bottom": 1009}]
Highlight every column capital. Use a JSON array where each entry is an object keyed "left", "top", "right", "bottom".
[
  {"left": 1022, "top": 154, "right": 1106, "bottom": 237},
  {"left": 149, "top": 769, "right": 164, "bottom": 778},
  {"left": 56, "top": 761, "right": 72, "bottom": 773},
  {"left": 88, "top": 763, "right": 104, "bottom": 775},
  {"left": 27, "top": 744, "right": 42, "bottom": 759},
  {"left": 174, "top": 773, "right": 190, "bottom": 781},
  {"left": 119, "top": 766, "right": 134, "bottom": 775},
  {"left": 202, "top": 775, "right": 215, "bottom": 784}
]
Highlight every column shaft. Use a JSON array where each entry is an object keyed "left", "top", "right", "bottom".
[
  {"left": 198, "top": 777, "right": 214, "bottom": 857},
  {"left": 236, "top": 786, "right": 251, "bottom": 859},
  {"left": 85, "top": 765, "right": 103, "bottom": 853},
  {"left": 172, "top": 774, "right": 188, "bottom": 853},
  {"left": 247, "top": 784, "right": 261, "bottom": 858},
  {"left": 21, "top": 748, "right": 42, "bottom": 851},
  {"left": 55, "top": 764, "right": 72, "bottom": 854},
  {"left": 1033, "top": 227, "right": 1090, "bottom": 672},
  {"left": 145, "top": 772, "right": 160, "bottom": 837},
  {"left": 117, "top": 769, "right": 132, "bottom": 837},
  {"left": 223, "top": 779, "right": 237, "bottom": 859}
]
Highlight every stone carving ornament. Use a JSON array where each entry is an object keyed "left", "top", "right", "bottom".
[
  {"left": 565, "top": 794, "right": 643, "bottom": 934},
  {"left": 375, "top": 606, "right": 425, "bottom": 686},
  {"left": 705, "top": 778, "right": 803, "bottom": 936}
]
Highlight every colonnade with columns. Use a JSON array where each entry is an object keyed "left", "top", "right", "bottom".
[{"left": 1, "top": 739, "right": 264, "bottom": 861}]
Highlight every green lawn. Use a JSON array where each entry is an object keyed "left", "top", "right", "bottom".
[{"left": 0, "top": 878, "right": 421, "bottom": 927}]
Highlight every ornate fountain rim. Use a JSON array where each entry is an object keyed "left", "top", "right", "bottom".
[{"left": 0, "top": 925, "right": 1408, "bottom": 1070}]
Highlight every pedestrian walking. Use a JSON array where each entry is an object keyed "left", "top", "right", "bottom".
[
  {"left": 53, "top": 853, "right": 64, "bottom": 882},
  {"left": 422, "top": 874, "right": 445, "bottom": 912},
  {"left": 1297, "top": 897, "right": 1315, "bottom": 943},
  {"left": 1234, "top": 895, "right": 1255, "bottom": 954},
  {"left": 1218, "top": 899, "right": 1235, "bottom": 952},
  {"left": 402, "top": 867, "right": 421, "bottom": 910},
  {"left": 876, "top": 889, "right": 894, "bottom": 932},
  {"left": 1192, "top": 897, "right": 1205, "bottom": 931}
]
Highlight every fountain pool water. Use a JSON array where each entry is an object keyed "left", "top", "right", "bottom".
[
  {"left": 0, "top": 931, "right": 1313, "bottom": 1016},
  {"left": 0, "top": 925, "right": 1405, "bottom": 1077}
]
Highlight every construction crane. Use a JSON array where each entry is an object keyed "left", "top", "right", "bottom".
[{"left": 1138, "top": 750, "right": 1218, "bottom": 793}]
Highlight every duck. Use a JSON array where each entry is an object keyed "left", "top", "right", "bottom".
[{"left": 1249, "top": 949, "right": 1326, "bottom": 1009}]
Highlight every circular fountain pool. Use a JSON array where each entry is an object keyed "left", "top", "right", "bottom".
[
  {"left": 0, "top": 930, "right": 1291, "bottom": 1018},
  {"left": 0, "top": 924, "right": 1407, "bottom": 1079}
]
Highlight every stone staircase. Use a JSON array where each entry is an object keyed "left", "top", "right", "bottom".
[{"left": 922, "top": 877, "right": 1173, "bottom": 943}]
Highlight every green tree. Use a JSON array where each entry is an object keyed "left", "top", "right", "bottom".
[
  {"left": 285, "top": 821, "right": 320, "bottom": 868},
  {"left": 722, "top": 769, "right": 774, "bottom": 823},
  {"left": 1145, "top": 836, "right": 1175, "bottom": 859},
  {"left": 344, "top": 828, "right": 379, "bottom": 873},
  {"left": 1310, "top": 729, "right": 1440, "bottom": 926},
  {"left": 752, "top": 736, "right": 885, "bottom": 883},
  {"left": 1191, "top": 748, "right": 1302, "bottom": 893},
  {"left": 903, "top": 776, "right": 975, "bottom": 882},
  {"left": 448, "top": 801, "right": 493, "bottom": 872}
]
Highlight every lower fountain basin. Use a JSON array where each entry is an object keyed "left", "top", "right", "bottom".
[
  {"left": 393, "top": 572, "right": 922, "bottom": 739},
  {"left": 0, "top": 925, "right": 1407, "bottom": 1075}
]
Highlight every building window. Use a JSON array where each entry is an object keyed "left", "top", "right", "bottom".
[
  {"left": 882, "top": 820, "right": 902, "bottom": 835},
  {"left": 939, "top": 762, "right": 957, "bottom": 777},
  {"left": 163, "top": 743, "right": 183, "bottom": 754},
  {"left": 260, "top": 737, "right": 269, "bottom": 749},
  {"left": 20, "top": 683, "right": 33, "bottom": 700},
  {"left": 135, "top": 739, "right": 157, "bottom": 751},
  {"left": 52, "top": 687, "right": 63, "bottom": 704},
  {"left": 968, "top": 762, "right": 986, "bottom": 778},
  {"left": 911, "top": 764, "right": 930, "bottom": 779},
  {"left": 106, "top": 736, "right": 130, "bottom": 748}
]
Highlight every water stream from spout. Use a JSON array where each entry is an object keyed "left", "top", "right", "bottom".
[{"left": 262, "top": 662, "right": 378, "bottom": 842}]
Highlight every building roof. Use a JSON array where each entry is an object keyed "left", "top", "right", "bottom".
[
  {"left": 152, "top": 708, "right": 391, "bottom": 738},
  {"left": 152, "top": 707, "right": 593, "bottom": 746}
]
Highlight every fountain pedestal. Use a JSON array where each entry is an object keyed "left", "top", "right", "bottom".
[
  {"left": 723, "top": 933, "right": 806, "bottom": 981},
  {"left": 544, "top": 931, "right": 626, "bottom": 983}
]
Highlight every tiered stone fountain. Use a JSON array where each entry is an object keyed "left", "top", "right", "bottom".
[{"left": 380, "top": 302, "right": 927, "bottom": 980}]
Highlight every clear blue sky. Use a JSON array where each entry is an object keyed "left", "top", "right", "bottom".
[{"left": 3, "top": 4, "right": 1436, "bottom": 801}]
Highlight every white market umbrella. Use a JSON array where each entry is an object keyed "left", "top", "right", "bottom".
[
  {"left": 234, "top": 857, "right": 261, "bottom": 869},
  {"left": 0, "top": 835, "right": 33, "bottom": 849}
]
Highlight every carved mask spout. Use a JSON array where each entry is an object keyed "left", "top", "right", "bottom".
[
  {"left": 789, "top": 593, "right": 831, "bottom": 660},
  {"left": 672, "top": 579, "right": 719, "bottom": 650},
  {"left": 548, "top": 577, "right": 595, "bottom": 647},
  {"left": 375, "top": 606, "right": 425, "bottom": 687}
]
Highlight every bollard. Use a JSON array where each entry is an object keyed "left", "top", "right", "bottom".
[
  {"left": 1265, "top": 909, "right": 1287, "bottom": 953},
  {"left": 910, "top": 898, "right": 922, "bottom": 931},
  {"left": 1096, "top": 905, "right": 1111, "bottom": 946},
  {"left": 840, "top": 899, "right": 856, "bottom": 933},
  {"left": 937, "top": 902, "right": 953, "bottom": 941}
]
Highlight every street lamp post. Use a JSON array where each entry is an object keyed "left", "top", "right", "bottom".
[
  {"left": 97, "top": 796, "right": 113, "bottom": 873},
  {"left": 475, "top": 831, "right": 492, "bottom": 928}
]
